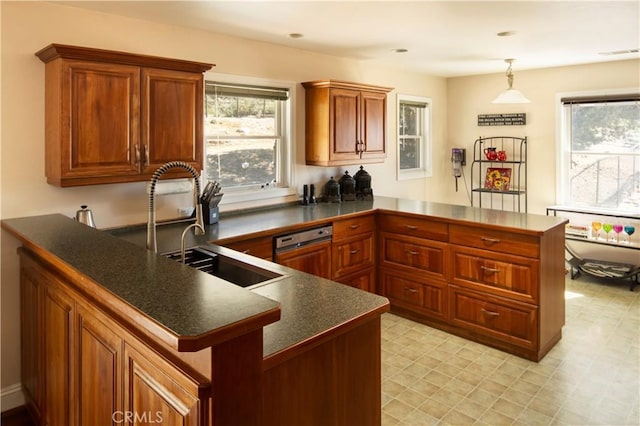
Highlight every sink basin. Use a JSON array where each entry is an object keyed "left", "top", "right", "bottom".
[{"left": 163, "top": 246, "right": 282, "bottom": 288}]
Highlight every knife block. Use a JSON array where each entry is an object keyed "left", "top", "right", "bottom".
[{"left": 202, "top": 204, "right": 219, "bottom": 225}]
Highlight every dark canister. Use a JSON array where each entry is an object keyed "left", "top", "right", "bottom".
[
  {"left": 338, "top": 170, "right": 356, "bottom": 201},
  {"left": 324, "top": 176, "right": 341, "bottom": 203},
  {"left": 354, "top": 165, "right": 373, "bottom": 200}
]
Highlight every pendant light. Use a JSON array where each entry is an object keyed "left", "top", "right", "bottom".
[{"left": 492, "top": 59, "right": 530, "bottom": 104}]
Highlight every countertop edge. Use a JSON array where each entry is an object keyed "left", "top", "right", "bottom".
[{"left": 2, "top": 215, "right": 284, "bottom": 352}]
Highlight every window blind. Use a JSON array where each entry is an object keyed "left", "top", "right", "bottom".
[
  {"left": 561, "top": 93, "right": 640, "bottom": 104},
  {"left": 205, "top": 82, "right": 289, "bottom": 100}
]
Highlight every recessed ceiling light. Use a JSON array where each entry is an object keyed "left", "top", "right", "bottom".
[
  {"left": 599, "top": 48, "right": 639, "bottom": 55},
  {"left": 392, "top": 48, "right": 408, "bottom": 53},
  {"left": 288, "top": 33, "right": 304, "bottom": 39},
  {"left": 497, "top": 31, "right": 516, "bottom": 37}
]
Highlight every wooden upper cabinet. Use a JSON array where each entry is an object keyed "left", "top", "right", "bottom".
[
  {"left": 57, "top": 60, "right": 141, "bottom": 181},
  {"left": 141, "top": 68, "right": 203, "bottom": 176},
  {"left": 35, "top": 44, "right": 213, "bottom": 187},
  {"left": 302, "top": 80, "right": 392, "bottom": 166}
]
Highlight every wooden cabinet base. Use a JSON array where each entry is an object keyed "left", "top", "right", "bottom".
[{"left": 263, "top": 317, "right": 382, "bottom": 426}]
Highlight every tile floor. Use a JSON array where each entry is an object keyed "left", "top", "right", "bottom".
[{"left": 381, "top": 275, "right": 640, "bottom": 425}]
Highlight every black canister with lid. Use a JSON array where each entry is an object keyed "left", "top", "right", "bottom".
[
  {"left": 338, "top": 170, "right": 356, "bottom": 201},
  {"left": 354, "top": 165, "right": 373, "bottom": 200},
  {"left": 324, "top": 176, "right": 341, "bottom": 203}
]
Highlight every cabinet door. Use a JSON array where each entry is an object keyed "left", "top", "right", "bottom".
[
  {"left": 124, "top": 343, "right": 204, "bottom": 426},
  {"left": 334, "top": 267, "right": 375, "bottom": 292},
  {"left": 76, "top": 301, "right": 123, "bottom": 426},
  {"left": 361, "top": 90, "right": 387, "bottom": 160},
  {"left": 275, "top": 240, "right": 332, "bottom": 279},
  {"left": 55, "top": 60, "right": 140, "bottom": 180},
  {"left": 141, "top": 68, "right": 203, "bottom": 175},
  {"left": 43, "top": 283, "right": 75, "bottom": 426},
  {"left": 20, "top": 265, "right": 43, "bottom": 422},
  {"left": 330, "top": 88, "right": 360, "bottom": 162}
]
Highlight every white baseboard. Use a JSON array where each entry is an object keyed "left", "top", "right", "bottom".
[{"left": 1, "top": 383, "right": 25, "bottom": 412}]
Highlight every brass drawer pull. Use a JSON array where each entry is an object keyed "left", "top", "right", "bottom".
[
  {"left": 482, "top": 309, "right": 500, "bottom": 317},
  {"left": 480, "top": 237, "right": 501, "bottom": 244},
  {"left": 349, "top": 224, "right": 360, "bottom": 229},
  {"left": 349, "top": 249, "right": 360, "bottom": 255},
  {"left": 480, "top": 265, "right": 500, "bottom": 273},
  {"left": 406, "top": 250, "right": 419, "bottom": 255},
  {"left": 404, "top": 287, "right": 418, "bottom": 293},
  {"left": 405, "top": 225, "right": 418, "bottom": 230}
]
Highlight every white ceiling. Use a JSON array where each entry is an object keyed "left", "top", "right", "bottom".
[{"left": 58, "top": 1, "right": 640, "bottom": 77}]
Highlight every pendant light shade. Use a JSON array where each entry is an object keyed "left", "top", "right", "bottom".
[{"left": 492, "top": 59, "right": 530, "bottom": 104}]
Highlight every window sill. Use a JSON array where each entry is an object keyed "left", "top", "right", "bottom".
[
  {"left": 219, "top": 187, "right": 298, "bottom": 210},
  {"left": 398, "top": 170, "right": 432, "bottom": 181}
]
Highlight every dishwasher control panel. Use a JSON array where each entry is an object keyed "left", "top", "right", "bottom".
[{"left": 274, "top": 225, "right": 333, "bottom": 251}]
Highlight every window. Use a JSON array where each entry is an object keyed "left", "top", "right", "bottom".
[
  {"left": 558, "top": 92, "right": 640, "bottom": 212},
  {"left": 397, "top": 94, "right": 431, "bottom": 180},
  {"left": 204, "top": 78, "right": 293, "bottom": 196}
]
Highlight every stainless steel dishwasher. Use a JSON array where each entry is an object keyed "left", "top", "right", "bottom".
[{"left": 273, "top": 225, "right": 333, "bottom": 279}]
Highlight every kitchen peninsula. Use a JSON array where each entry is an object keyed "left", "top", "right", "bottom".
[{"left": 2, "top": 196, "right": 567, "bottom": 425}]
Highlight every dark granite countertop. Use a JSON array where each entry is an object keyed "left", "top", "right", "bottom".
[
  {"left": 3, "top": 197, "right": 565, "bottom": 360},
  {"left": 1, "top": 214, "right": 282, "bottom": 352},
  {"left": 108, "top": 196, "right": 567, "bottom": 253},
  {"left": 1, "top": 213, "right": 390, "bottom": 359}
]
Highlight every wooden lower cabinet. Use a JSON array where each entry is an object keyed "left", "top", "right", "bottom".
[
  {"left": 263, "top": 317, "right": 381, "bottom": 426},
  {"left": 217, "top": 234, "right": 274, "bottom": 260},
  {"left": 449, "top": 285, "right": 537, "bottom": 350},
  {"left": 43, "top": 281, "right": 74, "bottom": 426},
  {"left": 378, "top": 225, "right": 449, "bottom": 322},
  {"left": 124, "top": 343, "right": 204, "bottom": 426},
  {"left": 380, "top": 269, "right": 447, "bottom": 321},
  {"left": 18, "top": 248, "right": 210, "bottom": 426},
  {"left": 334, "top": 267, "right": 375, "bottom": 292},
  {"left": 378, "top": 213, "right": 565, "bottom": 361},
  {"left": 332, "top": 215, "right": 376, "bottom": 292},
  {"left": 76, "top": 301, "right": 123, "bottom": 426},
  {"left": 20, "top": 263, "right": 43, "bottom": 423},
  {"left": 275, "top": 239, "right": 332, "bottom": 279}
]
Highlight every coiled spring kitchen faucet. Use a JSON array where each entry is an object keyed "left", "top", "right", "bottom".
[{"left": 147, "top": 161, "right": 205, "bottom": 253}]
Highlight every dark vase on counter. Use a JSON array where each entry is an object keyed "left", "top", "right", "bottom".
[
  {"left": 324, "top": 177, "right": 341, "bottom": 203},
  {"left": 338, "top": 170, "right": 356, "bottom": 201},
  {"left": 354, "top": 166, "right": 373, "bottom": 200}
]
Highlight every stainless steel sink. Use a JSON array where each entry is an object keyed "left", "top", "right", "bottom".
[{"left": 163, "top": 246, "right": 282, "bottom": 288}]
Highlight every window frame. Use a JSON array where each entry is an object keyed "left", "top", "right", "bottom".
[
  {"left": 555, "top": 88, "right": 640, "bottom": 211},
  {"left": 203, "top": 72, "right": 296, "bottom": 205},
  {"left": 396, "top": 94, "right": 432, "bottom": 181}
]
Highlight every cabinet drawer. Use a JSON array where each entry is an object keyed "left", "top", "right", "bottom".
[
  {"left": 332, "top": 233, "right": 374, "bottom": 278},
  {"left": 380, "top": 269, "right": 447, "bottom": 320},
  {"left": 380, "top": 233, "right": 447, "bottom": 280},
  {"left": 334, "top": 267, "right": 375, "bottom": 293},
  {"left": 333, "top": 215, "right": 376, "bottom": 240},
  {"left": 449, "top": 224, "right": 539, "bottom": 258},
  {"left": 218, "top": 236, "right": 273, "bottom": 260},
  {"left": 450, "top": 246, "right": 538, "bottom": 303},
  {"left": 378, "top": 214, "right": 448, "bottom": 242},
  {"left": 449, "top": 286, "right": 537, "bottom": 349}
]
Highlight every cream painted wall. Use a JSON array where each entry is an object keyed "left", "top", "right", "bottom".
[
  {"left": 0, "top": 1, "right": 445, "bottom": 402},
  {"left": 1, "top": 0, "right": 638, "bottom": 411},
  {"left": 445, "top": 60, "right": 640, "bottom": 213}
]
